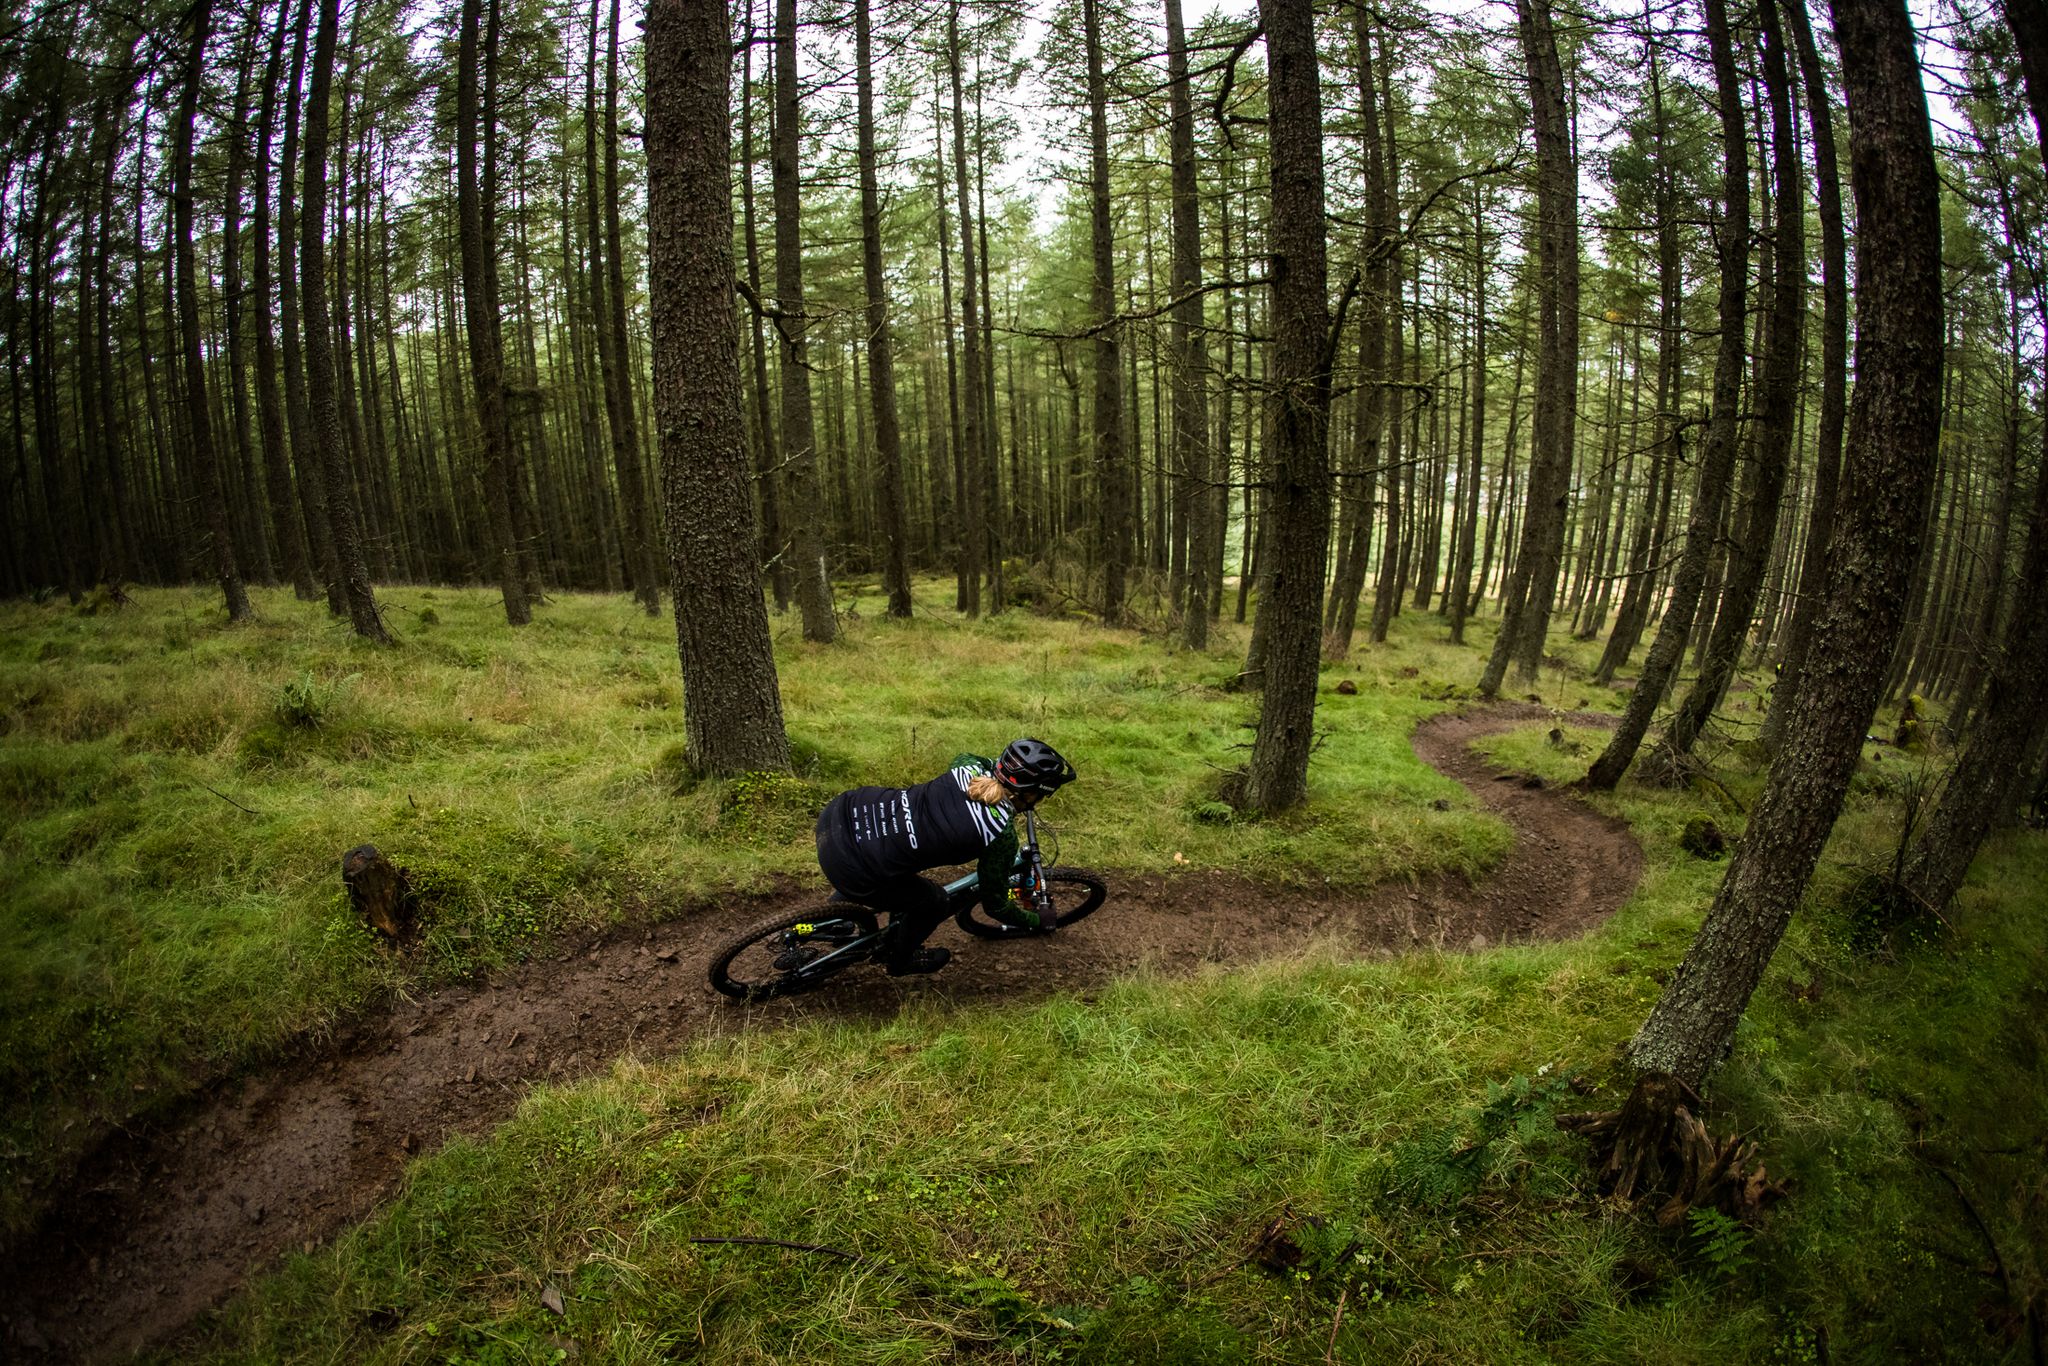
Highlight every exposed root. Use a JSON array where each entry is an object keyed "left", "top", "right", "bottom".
[{"left": 1557, "top": 1073, "right": 1789, "bottom": 1226}]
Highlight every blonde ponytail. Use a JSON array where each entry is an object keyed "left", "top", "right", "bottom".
[{"left": 966, "top": 774, "right": 1009, "bottom": 805}]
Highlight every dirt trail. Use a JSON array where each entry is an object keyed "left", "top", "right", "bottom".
[{"left": 2, "top": 702, "right": 1639, "bottom": 1363}]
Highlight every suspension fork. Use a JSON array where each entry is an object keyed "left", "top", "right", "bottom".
[{"left": 1019, "top": 809, "right": 1053, "bottom": 919}]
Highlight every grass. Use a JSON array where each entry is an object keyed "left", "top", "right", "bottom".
[
  {"left": 3, "top": 579, "right": 1510, "bottom": 1239},
  {"left": 8, "top": 579, "right": 2045, "bottom": 1362},
  {"left": 175, "top": 796, "right": 2047, "bottom": 1364}
]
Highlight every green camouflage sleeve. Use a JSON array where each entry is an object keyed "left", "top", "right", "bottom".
[{"left": 977, "top": 822, "right": 1029, "bottom": 925}]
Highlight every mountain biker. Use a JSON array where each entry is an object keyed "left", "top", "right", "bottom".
[{"left": 813, "top": 738, "right": 1077, "bottom": 976}]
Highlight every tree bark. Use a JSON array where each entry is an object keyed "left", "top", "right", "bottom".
[
  {"left": 1644, "top": 0, "right": 1806, "bottom": 776},
  {"left": 644, "top": 0, "right": 792, "bottom": 775},
  {"left": 1896, "top": 0, "right": 2048, "bottom": 910},
  {"left": 1479, "top": 0, "right": 1577, "bottom": 693},
  {"left": 221, "top": 13, "right": 275, "bottom": 586},
  {"left": 1762, "top": 0, "right": 1846, "bottom": 750},
  {"left": 946, "top": 0, "right": 987, "bottom": 618},
  {"left": 1166, "top": 0, "right": 1210, "bottom": 650},
  {"left": 276, "top": 0, "right": 343, "bottom": 613},
  {"left": 1084, "top": 0, "right": 1130, "bottom": 621},
  {"left": 1629, "top": 0, "right": 1943, "bottom": 1087},
  {"left": 1325, "top": 3, "right": 1389, "bottom": 661},
  {"left": 738, "top": 0, "right": 789, "bottom": 610},
  {"left": 1241, "top": 0, "right": 1334, "bottom": 815},
  {"left": 1449, "top": 184, "right": 1488, "bottom": 645},
  {"left": 302, "top": 0, "right": 387, "bottom": 640},
  {"left": 1586, "top": 0, "right": 1750, "bottom": 788},
  {"left": 174, "top": 0, "right": 253, "bottom": 621},
  {"left": 855, "top": 0, "right": 913, "bottom": 619},
  {"left": 253, "top": 0, "right": 315, "bottom": 600},
  {"left": 456, "top": 0, "right": 529, "bottom": 624},
  {"left": 772, "top": 0, "right": 837, "bottom": 642},
  {"left": 605, "top": 0, "right": 662, "bottom": 615}
]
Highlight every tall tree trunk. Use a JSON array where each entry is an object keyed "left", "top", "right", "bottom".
[
  {"left": 1480, "top": 0, "right": 1577, "bottom": 693},
  {"left": 1449, "top": 184, "right": 1488, "bottom": 644},
  {"left": 1325, "top": 3, "right": 1389, "bottom": 660},
  {"left": 855, "top": 0, "right": 913, "bottom": 618},
  {"left": 276, "top": 0, "right": 343, "bottom": 612},
  {"left": 1166, "top": 0, "right": 1210, "bottom": 649},
  {"left": 644, "top": 0, "right": 792, "bottom": 774},
  {"left": 1896, "top": 0, "right": 2048, "bottom": 910},
  {"left": 1628, "top": 0, "right": 1943, "bottom": 1087},
  {"left": 738, "top": 0, "right": 789, "bottom": 609},
  {"left": 1368, "top": 29, "right": 1403, "bottom": 646},
  {"left": 1084, "top": 0, "right": 1130, "bottom": 621},
  {"left": 1644, "top": 0, "right": 1806, "bottom": 777},
  {"left": 221, "top": 14, "right": 276, "bottom": 586},
  {"left": 174, "top": 0, "right": 253, "bottom": 620},
  {"left": 1585, "top": 0, "right": 1750, "bottom": 789},
  {"left": 583, "top": 0, "right": 630, "bottom": 598},
  {"left": 946, "top": 0, "right": 987, "bottom": 617},
  {"left": 253, "top": 0, "right": 315, "bottom": 600},
  {"left": 975, "top": 81, "right": 1007, "bottom": 611},
  {"left": 1596, "top": 32, "right": 1681, "bottom": 687},
  {"left": 1761, "top": 0, "right": 1846, "bottom": 746},
  {"left": 1241, "top": 0, "right": 1334, "bottom": 815},
  {"left": 605, "top": 0, "right": 662, "bottom": 614},
  {"left": 457, "top": 0, "right": 529, "bottom": 624},
  {"left": 772, "top": 0, "right": 837, "bottom": 641},
  {"left": 934, "top": 100, "right": 968, "bottom": 608},
  {"left": 302, "top": 0, "right": 386, "bottom": 639}
]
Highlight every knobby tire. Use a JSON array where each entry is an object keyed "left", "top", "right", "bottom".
[
  {"left": 954, "top": 867, "right": 1109, "bottom": 940},
  {"left": 707, "top": 906, "right": 879, "bottom": 1002}
]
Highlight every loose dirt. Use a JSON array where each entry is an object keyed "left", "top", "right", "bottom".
[{"left": 3, "top": 702, "right": 1639, "bottom": 1363}]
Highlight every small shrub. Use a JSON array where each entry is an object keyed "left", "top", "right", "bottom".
[
  {"left": 1685, "top": 1206, "right": 1755, "bottom": 1278},
  {"left": 1841, "top": 872, "right": 1946, "bottom": 956},
  {"left": 1193, "top": 800, "right": 1234, "bottom": 826},
  {"left": 652, "top": 742, "right": 694, "bottom": 793},
  {"left": 717, "top": 770, "right": 822, "bottom": 844},
  {"left": 1681, "top": 816, "right": 1727, "bottom": 860},
  {"left": 1894, "top": 694, "right": 1929, "bottom": 752},
  {"left": 275, "top": 671, "right": 356, "bottom": 729},
  {"left": 788, "top": 733, "right": 861, "bottom": 783},
  {"left": 1385, "top": 1072, "right": 1572, "bottom": 1211}
]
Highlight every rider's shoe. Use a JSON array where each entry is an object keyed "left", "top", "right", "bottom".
[{"left": 885, "top": 946, "right": 952, "bottom": 977}]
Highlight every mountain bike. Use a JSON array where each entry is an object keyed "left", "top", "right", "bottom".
[{"left": 707, "top": 810, "right": 1107, "bottom": 1002}]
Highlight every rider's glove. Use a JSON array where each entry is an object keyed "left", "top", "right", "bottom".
[{"left": 1006, "top": 892, "right": 1044, "bottom": 932}]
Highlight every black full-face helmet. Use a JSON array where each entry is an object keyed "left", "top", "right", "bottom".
[{"left": 996, "top": 737, "right": 1077, "bottom": 797}]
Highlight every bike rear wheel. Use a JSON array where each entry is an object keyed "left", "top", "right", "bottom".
[
  {"left": 708, "top": 906, "right": 880, "bottom": 1001},
  {"left": 954, "top": 868, "right": 1108, "bottom": 940}
]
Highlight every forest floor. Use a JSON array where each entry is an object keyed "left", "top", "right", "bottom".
[
  {"left": 6, "top": 703, "right": 1639, "bottom": 1361},
  {"left": 3, "top": 584, "right": 2044, "bottom": 1364}
]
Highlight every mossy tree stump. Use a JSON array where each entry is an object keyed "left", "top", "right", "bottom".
[{"left": 342, "top": 844, "right": 418, "bottom": 942}]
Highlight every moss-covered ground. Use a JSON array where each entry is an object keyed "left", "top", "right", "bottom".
[{"left": 4, "top": 582, "right": 2044, "bottom": 1362}]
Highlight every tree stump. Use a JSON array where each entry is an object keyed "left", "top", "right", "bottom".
[
  {"left": 342, "top": 844, "right": 418, "bottom": 943},
  {"left": 1557, "top": 1072, "right": 1788, "bottom": 1226}
]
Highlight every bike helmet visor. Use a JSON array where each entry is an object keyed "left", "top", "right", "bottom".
[{"left": 997, "top": 737, "right": 1076, "bottom": 795}]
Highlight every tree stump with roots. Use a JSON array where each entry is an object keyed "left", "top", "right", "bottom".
[
  {"left": 342, "top": 844, "right": 419, "bottom": 943},
  {"left": 1557, "top": 1073, "right": 1788, "bottom": 1226}
]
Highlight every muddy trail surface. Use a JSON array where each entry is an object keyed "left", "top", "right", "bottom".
[{"left": 4, "top": 702, "right": 1639, "bottom": 1363}]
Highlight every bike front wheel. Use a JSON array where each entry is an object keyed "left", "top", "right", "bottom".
[
  {"left": 954, "top": 868, "right": 1108, "bottom": 940},
  {"left": 708, "top": 905, "right": 880, "bottom": 1001}
]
